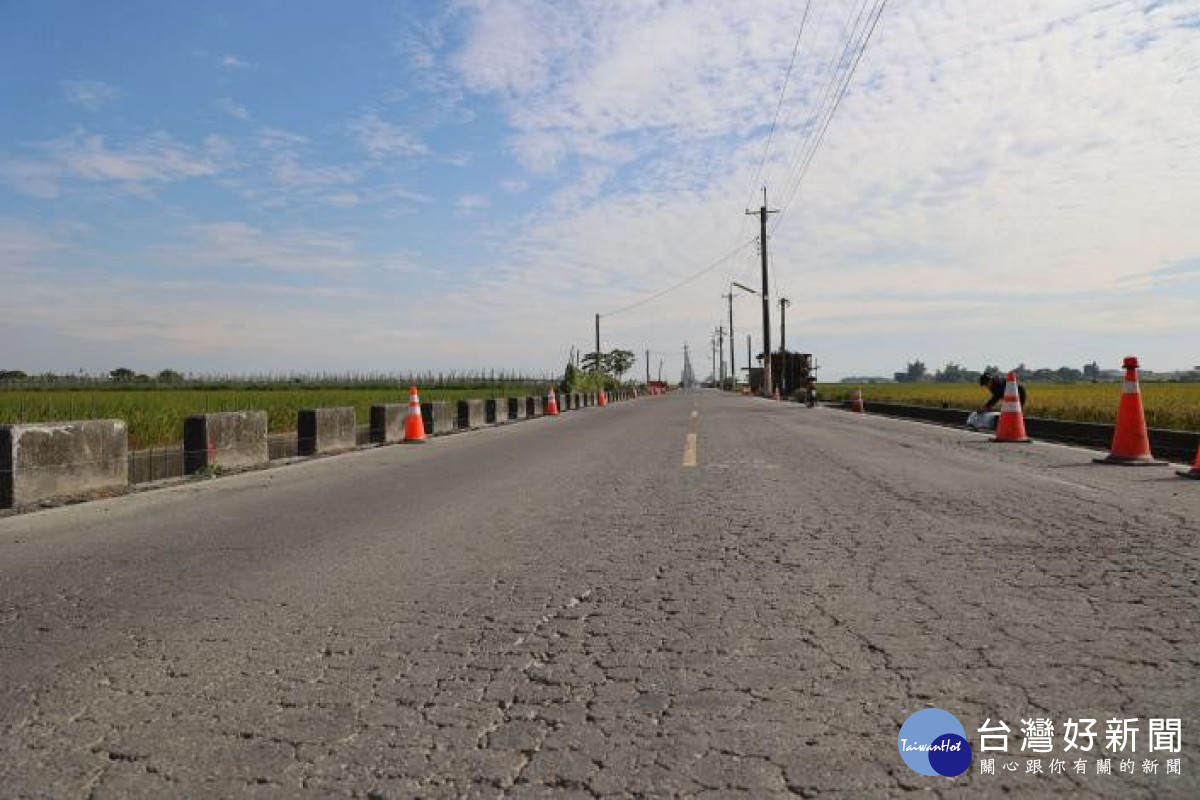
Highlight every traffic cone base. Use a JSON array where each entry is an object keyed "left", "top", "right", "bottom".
[
  {"left": 991, "top": 371, "right": 1031, "bottom": 443},
  {"left": 1094, "top": 454, "right": 1166, "bottom": 466}
]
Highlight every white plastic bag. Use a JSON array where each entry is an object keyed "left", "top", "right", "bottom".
[{"left": 965, "top": 411, "right": 999, "bottom": 431}]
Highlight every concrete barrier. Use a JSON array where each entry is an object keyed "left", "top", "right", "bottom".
[
  {"left": 508, "top": 397, "right": 528, "bottom": 421},
  {"left": 421, "top": 402, "right": 454, "bottom": 435},
  {"left": 527, "top": 396, "right": 543, "bottom": 417},
  {"left": 183, "top": 411, "right": 268, "bottom": 474},
  {"left": 486, "top": 398, "right": 509, "bottom": 425},
  {"left": 1, "top": 419, "right": 128, "bottom": 508},
  {"left": 369, "top": 404, "right": 404, "bottom": 444},
  {"left": 847, "top": 400, "right": 1200, "bottom": 464},
  {"left": 458, "top": 399, "right": 486, "bottom": 429},
  {"left": 298, "top": 408, "right": 357, "bottom": 455},
  {"left": 572, "top": 392, "right": 583, "bottom": 410}
]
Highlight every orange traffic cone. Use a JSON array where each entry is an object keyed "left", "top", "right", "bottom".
[
  {"left": 1179, "top": 444, "right": 1200, "bottom": 479},
  {"left": 546, "top": 386, "right": 560, "bottom": 416},
  {"left": 772, "top": 387, "right": 781, "bottom": 401},
  {"left": 850, "top": 388, "right": 865, "bottom": 413},
  {"left": 404, "top": 385, "right": 426, "bottom": 443},
  {"left": 599, "top": 388, "right": 608, "bottom": 407},
  {"left": 1095, "top": 356, "right": 1165, "bottom": 465},
  {"left": 992, "top": 371, "right": 1031, "bottom": 443}
]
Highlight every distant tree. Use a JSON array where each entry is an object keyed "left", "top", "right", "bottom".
[
  {"left": 109, "top": 367, "right": 136, "bottom": 382},
  {"left": 0, "top": 369, "right": 28, "bottom": 382},
  {"left": 560, "top": 360, "right": 578, "bottom": 393},
  {"left": 901, "top": 360, "right": 927, "bottom": 383},
  {"left": 934, "top": 362, "right": 968, "bottom": 382},
  {"left": 1054, "top": 366, "right": 1084, "bottom": 382},
  {"left": 1083, "top": 361, "right": 1100, "bottom": 382},
  {"left": 156, "top": 369, "right": 184, "bottom": 384},
  {"left": 581, "top": 350, "right": 603, "bottom": 373},
  {"left": 605, "top": 349, "right": 635, "bottom": 379}
]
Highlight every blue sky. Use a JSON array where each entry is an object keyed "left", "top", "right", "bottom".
[{"left": 2, "top": 1, "right": 1199, "bottom": 380}]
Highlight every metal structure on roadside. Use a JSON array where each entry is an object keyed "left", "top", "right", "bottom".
[{"left": 749, "top": 352, "right": 813, "bottom": 398}]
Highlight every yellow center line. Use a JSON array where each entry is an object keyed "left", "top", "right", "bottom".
[{"left": 682, "top": 433, "right": 697, "bottom": 467}]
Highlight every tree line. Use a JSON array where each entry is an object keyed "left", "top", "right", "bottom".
[{"left": 896, "top": 360, "right": 1107, "bottom": 383}]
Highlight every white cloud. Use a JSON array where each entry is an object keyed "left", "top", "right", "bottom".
[
  {"left": 215, "top": 96, "right": 252, "bottom": 121},
  {"left": 437, "top": 0, "right": 1200, "bottom": 377},
  {"left": 0, "top": 130, "right": 223, "bottom": 198},
  {"left": 163, "top": 222, "right": 367, "bottom": 275},
  {"left": 0, "top": 217, "right": 61, "bottom": 267},
  {"left": 501, "top": 179, "right": 529, "bottom": 193},
  {"left": 220, "top": 54, "right": 252, "bottom": 69},
  {"left": 455, "top": 193, "right": 489, "bottom": 215},
  {"left": 348, "top": 113, "right": 430, "bottom": 159},
  {"left": 59, "top": 79, "right": 120, "bottom": 110}
]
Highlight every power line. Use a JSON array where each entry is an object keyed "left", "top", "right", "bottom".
[
  {"left": 742, "top": 0, "right": 813, "bottom": 213},
  {"left": 726, "top": 1, "right": 820, "bottom": 294},
  {"left": 602, "top": 236, "right": 757, "bottom": 318},
  {"left": 770, "top": 0, "right": 873, "bottom": 218},
  {"left": 773, "top": 0, "right": 889, "bottom": 229}
]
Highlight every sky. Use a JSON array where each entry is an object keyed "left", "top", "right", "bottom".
[{"left": 2, "top": 0, "right": 1199, "bottom": 382}]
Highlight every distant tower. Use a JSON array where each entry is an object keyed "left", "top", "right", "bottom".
[{"left": 681, "top": 344, "right": 696, "bottom": 388}]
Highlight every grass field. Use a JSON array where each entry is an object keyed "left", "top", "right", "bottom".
[
  {"left": 0, "top": 386, "right": 544, "bottom": 448},
  {"left": 818, "top": 382, "right": 1200, "bottom": 432}
]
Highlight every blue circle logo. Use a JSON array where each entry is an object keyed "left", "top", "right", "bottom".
[{"left": 898, "top": 708, "right": 972, "bottom": 777}]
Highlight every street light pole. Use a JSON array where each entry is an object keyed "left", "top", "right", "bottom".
[{"left": 728, "top": 281, "right": 757, "bottom": 392}]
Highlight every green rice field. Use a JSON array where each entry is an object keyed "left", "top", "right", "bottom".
[
  {"left": 0, "top": 386, "right": 544, "bottom": 448},
  {"left": 818, "top": 382, "right": 1200, "bottom": 432}
]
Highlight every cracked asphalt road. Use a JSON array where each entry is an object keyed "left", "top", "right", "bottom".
[{"left": 1, "top": 390, "right": 1197, "bottom": 797}]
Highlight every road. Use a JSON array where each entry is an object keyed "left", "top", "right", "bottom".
[{"left": 1, "top": 391, "right": 1197, "bottom": 797}]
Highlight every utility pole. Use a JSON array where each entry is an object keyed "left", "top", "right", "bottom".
[
  {"left": 779, "top": 297, "right": 790, "bottom": 396},
  {"left": 715, "top": 326, "right": 725, "bottom": 386},
  {"left": 645, "top": 349, "right": 651, "bottom": 386},
  {"left": 721, "top": 292, "right": 733, "bottom": 390},
  {"left": 710, "top": 336, "right": 717, "bottom": 385},
  {"left": 594, "top": 313, "right": 601, "bottom": 370},
  {"left": 681, "top": 343, "right": 695, "bottom": 387},
  {"left": 658, "top": 360, "right": 663, "bottom": 383},
  {"left": 746, "top": 335, "right": 751, "bottom": 386},
  {"left": 745, "top": 188, "right": 779, "bottom": 397}
]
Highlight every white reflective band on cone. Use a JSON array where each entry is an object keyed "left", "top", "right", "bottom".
[
  {"left": 1123, "top": 381, "right": 1139, "bottom": 394},
  {"left": 1002, "top": 401, "right": 1021, "bottom": 413}
]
